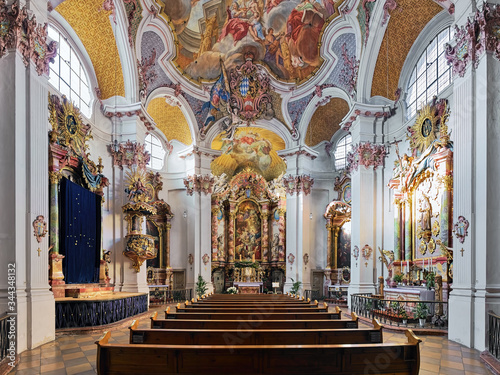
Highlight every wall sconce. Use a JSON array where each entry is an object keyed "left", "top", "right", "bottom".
[
  {"left": 183, "top": 211, "right": 187, "bottom": 218},
  {"left": 309, "top": 213, "right": 313, "bottom": 220}
]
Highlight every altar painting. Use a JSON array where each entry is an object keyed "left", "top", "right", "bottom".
[
  {"left": 337, "top": 222, "right": 351, "bottom": 269},
  {"left": 235, "top": 200, "right": 262, "bottom": 261},
  {"left": 160, "top": 0, "right": 344, "bottom": 83},
  {"left": 216, "top": 209, "right": 226, "bottom": 261},
  {"left": 146, "top": 220, "right": 161, "bottom": 269}
]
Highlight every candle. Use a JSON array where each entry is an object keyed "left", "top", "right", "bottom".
[
  {"left": 252, "top": 254, "right": 255, "bottom": 262},
  {"left": 239, "top": 254, "right": 242, "bottom": 261}
]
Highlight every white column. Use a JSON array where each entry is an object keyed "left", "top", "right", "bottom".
[
  {"left": 349, "top": 165, "right": 377, "bottom": 297},
  {"left": 346, "top": 106, "right": 389, "bottom": 304},
  {"left": 194, "top": 191, "right": 214, "bottom": 295},
  {"left": 300, "top": 192, "right": 312, "bottom": 292},
  {"left": 284, "top": 193, "right": 298, "bottom": 293}
]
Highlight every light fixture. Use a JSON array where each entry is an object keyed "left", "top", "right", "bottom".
[
  {"left": 309, "top": 213, "right": 313, "bottom": 220},
  {"left": 183, "top": 211, "right": 187, "bottom": 218}
]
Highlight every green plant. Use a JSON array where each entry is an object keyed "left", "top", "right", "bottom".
[
  {"left": 425, "top": 271, "right": 436, "bottom": 290},
  {"left": 393, "top": 274, "right": 403, "bottom": 283},
  {"left": 195, "top": 275, "right": 208, "bottom": 297},
  {"left": 415, "top": 302, "right": 429, "bottom": 319},
  {"left": 399, "top": 308, "right": 408, "bottom": 319},
  {"left": 289, "top": 277, "right": 302, "bottom": 294}
]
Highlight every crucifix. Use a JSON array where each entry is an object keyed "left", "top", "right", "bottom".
[
  {"left": 37, "top": 248, "right": 42, "bottom": 257},
  {"left": 460, "top": 248, "right": 465, "bottom": 257}
]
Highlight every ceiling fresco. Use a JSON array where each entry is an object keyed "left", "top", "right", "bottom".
[
  {"left": 211, "top": 127, "right": 286, "bottom": 180},
  {"left": 157, "top": 0, "right": 345, "bottom": 83}
]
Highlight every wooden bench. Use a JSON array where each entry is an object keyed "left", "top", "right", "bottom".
[
  {"left": 176, "top": 306, "right": 328, "bottom": 313},
  {"left": 165, "top": 311, "right": 341, "bottom": 320},
  {"left": 96, "top": 329, "right": 421, "bottom": 375},
  {"left": 151, "top": 311, "right": 359, "bottom": 330},
  {"left": 130, "top": 319, "right": 383, "bottom": 345}
]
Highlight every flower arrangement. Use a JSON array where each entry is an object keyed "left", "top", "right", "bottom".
[{"left": 226, "top": 286, "right": 238, "bottom": 294}]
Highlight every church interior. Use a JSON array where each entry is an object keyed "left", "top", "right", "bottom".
[{"left": 1, "top": 0, "right": 500, "bottom": 373}]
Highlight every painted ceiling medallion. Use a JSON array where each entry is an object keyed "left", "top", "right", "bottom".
[{"left": 157, "top": 0, "right": 345, "bottom": 85}]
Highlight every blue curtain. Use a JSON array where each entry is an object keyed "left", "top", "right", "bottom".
[{"left": 60, "top": 178, "right": 101, "bottom": 284}]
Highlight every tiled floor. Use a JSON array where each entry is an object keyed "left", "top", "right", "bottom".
[{"left": 8, "top": 305, "right": 494, "bottom": 375}]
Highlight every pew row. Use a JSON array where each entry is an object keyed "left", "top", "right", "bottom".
[
  {"left": 176, "top": 306, "right": 328, "bottom": 313},
  {"left": 130, "top": 319, "right": 383, "bottom": 345},
  {"left": 151, "top": 311, "right": 358, "bottom": 330},
  {"left": 96, "top": 330, "right": 421, "bottom": 375},
  {"left": 165, "top": 311, "right": 340, "bottom": 320}
]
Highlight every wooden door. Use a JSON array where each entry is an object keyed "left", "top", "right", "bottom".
[
  {"left": 173, "top": 270, "right": 185, "bottom": 290},
  {"left": 213, "top": 269, "right": 224, "bottom": 293},
  {"left": 311, "top": 270, "right": 324, "bottom": 298}
]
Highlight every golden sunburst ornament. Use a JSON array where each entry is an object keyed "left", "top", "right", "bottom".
[
  {"left": 408, "top": 104, "right": 438, "bottom": 155},
  {"left": 57, "top": 98, "right": 90, "bottom": 155}
]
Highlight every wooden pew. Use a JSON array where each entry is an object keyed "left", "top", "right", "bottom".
[
  {"left": 175, "top": 306, "right": 328, "bottom": 313},
  {"left": 151, "top": 311, "right": 359, "bottom": 330},
  {"left": 96, "top": 329, "right": 421, "bottom": 375},
  {"left": 130, "top": 319, "right": 383, "bottom": 345},
  {"left": 165, "top": 310, "right": 340, "bottom": 320}
]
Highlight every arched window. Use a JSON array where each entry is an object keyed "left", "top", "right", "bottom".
[
  {"left": 334, "top": 134, "right": 352, "bottom": 171},
  {"left": 145, "top": 133, "right": 166, "bottom": 170},
  {"left": 406, "top": 27, "right": 452, "bottom": 120},
  {"left": 48, "top": 25, "right": 92, "bottom": 118}
]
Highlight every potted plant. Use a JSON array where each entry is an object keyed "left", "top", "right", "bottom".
[
  {"left": 415, "top": 302, "right": 429, "bottom": 327},
  {"left": 195, "top": 275, "right": 208, "bottom": 297},
  {"left": 400, "top": 309, "right": 409, "bottom": 325},
  {"left": 425, "top": 271, "right": 436, "bottom": 290},
  {"left": 393, "top": 274, "right": 403, "bottom": 286},
  {"left": 290, "top": 278, "right": 302, "bottom": 295}
]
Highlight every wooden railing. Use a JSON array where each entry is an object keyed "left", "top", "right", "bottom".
[
  {"left": 351, "top": 293, "right": 448, "bottom": 330},
  {"left": 488, "top": 310, "right": 500, "bottom": 360},
  {"left": 0, "top": 313, "right": 11, "bottom": 362}
]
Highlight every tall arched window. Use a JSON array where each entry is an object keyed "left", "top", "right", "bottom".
[
  {"left": 334, "top": 134, "right": 352, "bottom": 171},
  {"left": 145, "top": 133, "right": 166, "bottom": 170},
  {"left": 406, "top": 27, "right": 452, "bottom": 120},
  {"left": 48, "top": 25, "right": 92, "bottom": 118}
]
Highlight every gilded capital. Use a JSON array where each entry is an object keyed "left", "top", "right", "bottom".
[{"left": 49, "top": 171, "right": 62, "bottom": 184}]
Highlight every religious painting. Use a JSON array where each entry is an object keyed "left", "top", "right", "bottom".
[
  {"left": 211, "top": 128, "right": 286, "bottom": 180},
  {"left": 146, "top": 220, "right": 161, "bottom": 269},
  {"left": 337, "top": 221, "right": 351, "bottom": 269},
  {"left": 235, "top": 200, "right": 261, "bottom": 261},
  {"left": 216, "top": 210, "right": 226, "bottom": 261},
  {"left": 160, "top": 0, "right": 344, "bottom": 83}
]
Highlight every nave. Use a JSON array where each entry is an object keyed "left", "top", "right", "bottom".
[{"left": 9, "top": 302, "right": 492, "bottom": 375}]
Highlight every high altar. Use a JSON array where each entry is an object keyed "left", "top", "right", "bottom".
[{"left": 209, "top": 167, "right": 287, "bottom": 294}]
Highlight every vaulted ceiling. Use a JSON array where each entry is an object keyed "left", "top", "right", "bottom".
[{"left": 51, "top": 0, "right": 447, "bottom": 148}]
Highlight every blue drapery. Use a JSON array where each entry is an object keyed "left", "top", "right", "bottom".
[{"left": 60, "top": 178, "right": 101, "bottom": 283}]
